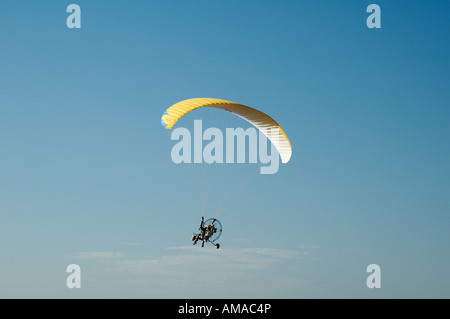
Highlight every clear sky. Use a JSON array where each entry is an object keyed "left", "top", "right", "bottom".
[{"left": 0, "top": 0, "right": 449, "bottom": 298}]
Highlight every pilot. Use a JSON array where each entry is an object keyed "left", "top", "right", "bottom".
[{"left": 192, "top": 217, "right": 206, "bottom": 246}]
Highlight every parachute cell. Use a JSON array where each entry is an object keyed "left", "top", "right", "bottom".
[{"left": 161, "top": 98, "right": 292, "bottom": 163}]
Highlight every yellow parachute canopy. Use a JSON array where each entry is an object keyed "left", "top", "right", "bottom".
[{"left": 161, "top": 98, "right": 292, "bottom": 163}]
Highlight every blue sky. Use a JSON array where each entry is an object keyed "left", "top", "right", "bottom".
[{"left": 0, "top": 0, "right": 449, "bottom": 298}]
